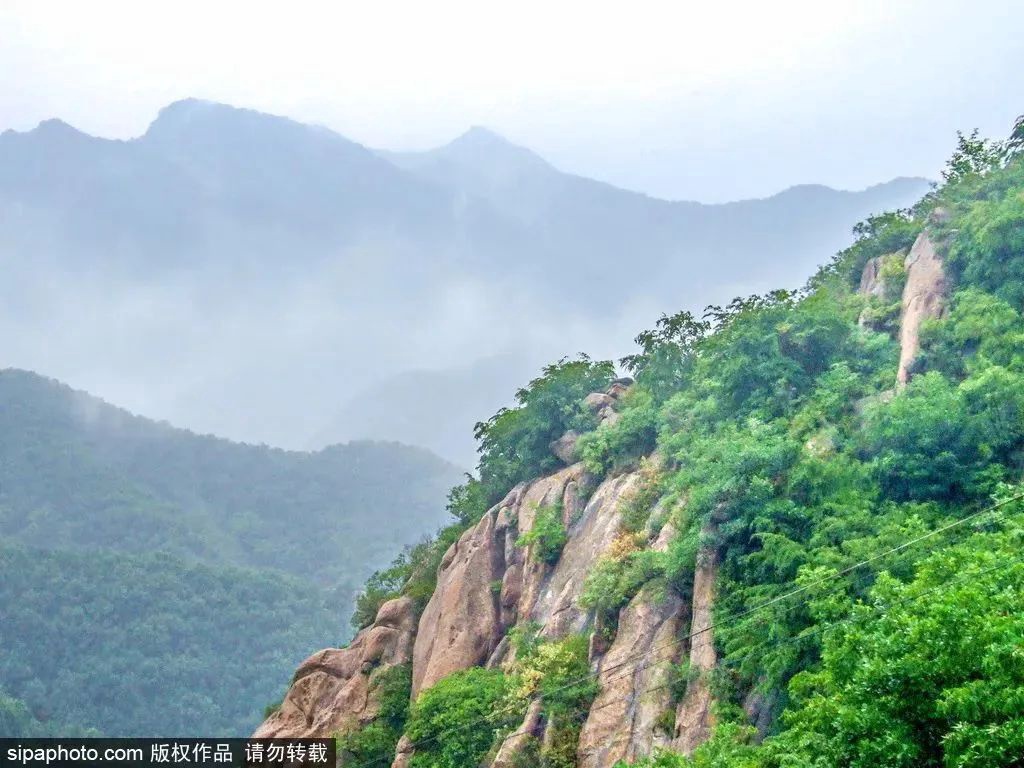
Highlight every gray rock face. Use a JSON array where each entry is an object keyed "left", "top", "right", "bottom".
[
  {"left": 859, "top": 255, "right": 888, "bottom": 299},
  {"left": 897, "top": 231, "right": 948, "bottom": 386}
]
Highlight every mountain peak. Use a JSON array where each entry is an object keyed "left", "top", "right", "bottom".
[
  {"left": 0, "top": 117, "right": 89, "bottom": 143},
  {"left": 142, "top": 98, "right": 326, "bottom": 146},
  {"left": 145, "top": 98, "right": 257, "bottom": 137},
  {"left": 434, "top": 125, "right": 552, "bottom": 173},
  {"left": 449, "top": 125, "right": 514, "bottom": 147}
]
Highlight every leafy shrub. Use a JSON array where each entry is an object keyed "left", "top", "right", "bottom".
[
  {"left": 580, "top": 556, "right": 668, "bottom": 629},
  {"left": 815, "top": 209, "right": 922, "bottom": 292},
  {"left": 864, "top": 369, "right": 1024, "bottom": 502},
  {"left": 475, "top": 356, "right": 614, "bottom": 502},
  {"left": 446, "top": 474, "right": 489, "bottom": 526},
  {"left": 578, "top": 389, "right": 659, "bottom": 475},
  {"left": 336, "top": 665, "right": 411, "bottom": 767},
  {"left": 773, "top": 531, "right": 1024, "bottom": 768},
  {"left": 504, "top": 634, "right": 597, "bottom": 768},
  {"left": 516, "top": 503, "right": 567, "bottom": 565},
  {"left": 405, "top": 668, "right": 521, "bottom": 768},
  {"left": 949, "top": 188, "right": 1024, "bottom": 308}
]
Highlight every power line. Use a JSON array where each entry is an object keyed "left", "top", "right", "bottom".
[
  {"left": 405, "top": 547, "right": 1024, "bottom": 758},
  {"left": 577, "top": 545, "right": 1024, "bottom": 730},
  {"left": 347, "top": 490, "right": 1024, "bottom": 768}
]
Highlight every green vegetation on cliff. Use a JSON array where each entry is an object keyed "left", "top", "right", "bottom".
[{"left": 343, "top": 117, "right": 1024, "bottom": 767}]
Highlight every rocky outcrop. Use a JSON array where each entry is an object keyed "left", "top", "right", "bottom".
[
  {"left": 257, "top": 374, "right": 737, "bottom": 765},
  {"left": 412, "top": 465, "right": 585, "bottom": 696},
  {"left": 254, "top": 595, "right": 417, "bottom": 739},
  {"left": 530, "top": 471, "right": 641, "bottom": 638},
  {"left": 897, "top": 231, "right": 947, "bottom": 386},
  {"left": 551, "top": 430, "right": 582, "bottom": 465},
  {"left": 412, "top": 462, "right": 647, "bottom": 701},
  {"left": 672, "top": 533, "right": 719, "bottom": 755},
  {"left": 858, "top": 255, "right": 888, "bottom": 299},
  {"left": 577, "top": 585, "right": 685, "bottom": 768},
  {"left": 491, "top": 699, "right": 545, "bottom": 768}
]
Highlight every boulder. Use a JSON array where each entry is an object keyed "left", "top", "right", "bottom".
[
  {"left": 606, "top": 381, "right": 631, "bottom": 399},
  {"left": 390, "top": 736, "right": 413, "bottom": 768},
  {"left": 550, "top": 430, "right": 581, "bottom": 464},
  {"left": 584, "top": 392, "right": 615, "bottom": 412}
]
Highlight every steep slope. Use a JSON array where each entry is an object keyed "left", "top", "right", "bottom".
[{"left": 254, "top": 131, "right": 1024, "bottom": 767}]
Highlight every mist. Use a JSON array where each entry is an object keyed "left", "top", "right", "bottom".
[{"left": 0, "top": 101, "right": 932, "bottom": 466}]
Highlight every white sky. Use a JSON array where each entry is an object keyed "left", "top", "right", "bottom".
[{"left": 1, "top": 0, "right": 1023, "bottom": 201}]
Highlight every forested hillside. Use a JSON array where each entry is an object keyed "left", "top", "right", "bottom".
[
  {"left": 0, "top": 370, "right": 461, "bottom": 736},
  {"left": 259, "top": 119, "right": 1024, "bottom": 767},
  {"left": 0, "top": 546, "right": 335, "bottom": 736},
  {"left": 0, "top": 369, "right": 461, "bottom": 584}
]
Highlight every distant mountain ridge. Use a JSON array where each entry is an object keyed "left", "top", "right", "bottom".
[{"left": 0, "top": 99, "right": 931, "bottom": 453}]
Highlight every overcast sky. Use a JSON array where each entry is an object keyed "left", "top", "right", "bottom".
[{"left": 1, "top": 0, "right": 1022, "bottom": 201}]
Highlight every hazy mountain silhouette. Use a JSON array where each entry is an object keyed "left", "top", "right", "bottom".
[{"left": 0, "top": 100, "right": 931, "bottom": 452}]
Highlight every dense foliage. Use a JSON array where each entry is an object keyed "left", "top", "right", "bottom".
[
  {"left": 0, "top": 545, "right": 335, "bottom": 736},
  {"left": 473, "top": 356, "right": 615, "bottom": 503},
  {"left": 516, "top": 502, "right": 568, "bottom": 564},
  {"left": 405, "top": 668, "right": 521, "bottom": 768},
  {"left": 0, "top": 370, "right": 461, "bottom": 589},
  {"left": 336, "top": 665, "right": 413, "bottom": 767},
  {"left": 0, "top": 370, "right": 462, "bottom": 737},
  {"left": 339, "top": 119, "right": 1024, "bottom": 767},
  {"left": 603, "top": 123, "right": 1024, "bottom": 767}
]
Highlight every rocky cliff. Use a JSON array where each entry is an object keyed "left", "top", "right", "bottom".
[{"left": 255, "top": 227, "right": 951, "bottom": 765}]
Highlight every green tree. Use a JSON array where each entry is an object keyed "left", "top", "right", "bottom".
[
  {"left": 405, "top": 668, "right": 521, "bottom": 768},
  {"left": 776, "top": 531, "right": 1024, "bottom": 768},
  {"left": 474, "top": 356, "right": 614, "bottom": 501}
]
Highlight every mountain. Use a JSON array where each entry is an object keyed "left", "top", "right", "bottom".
[
  {"left": 0, "top": 100, "right": 930, "bottom": 454},
  {"left": 254, "top": 134, "right": 1024, "bottom": 766},
  {"left": 0, "top": 368, "right": 462, "bottom": 736},
  {"left": 381, "top": 125, "right": 930, "bottom": 301},
  {"left": 0, "top": 368, "right": 462, "bottom": 586}
]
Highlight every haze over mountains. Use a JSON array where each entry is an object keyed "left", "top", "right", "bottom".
[
  {"left": 0, "top": 367, "right": 461, "bottom": 735},
  {"left": 0, "top": 99, "right": 930, "bottom": 465}
]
